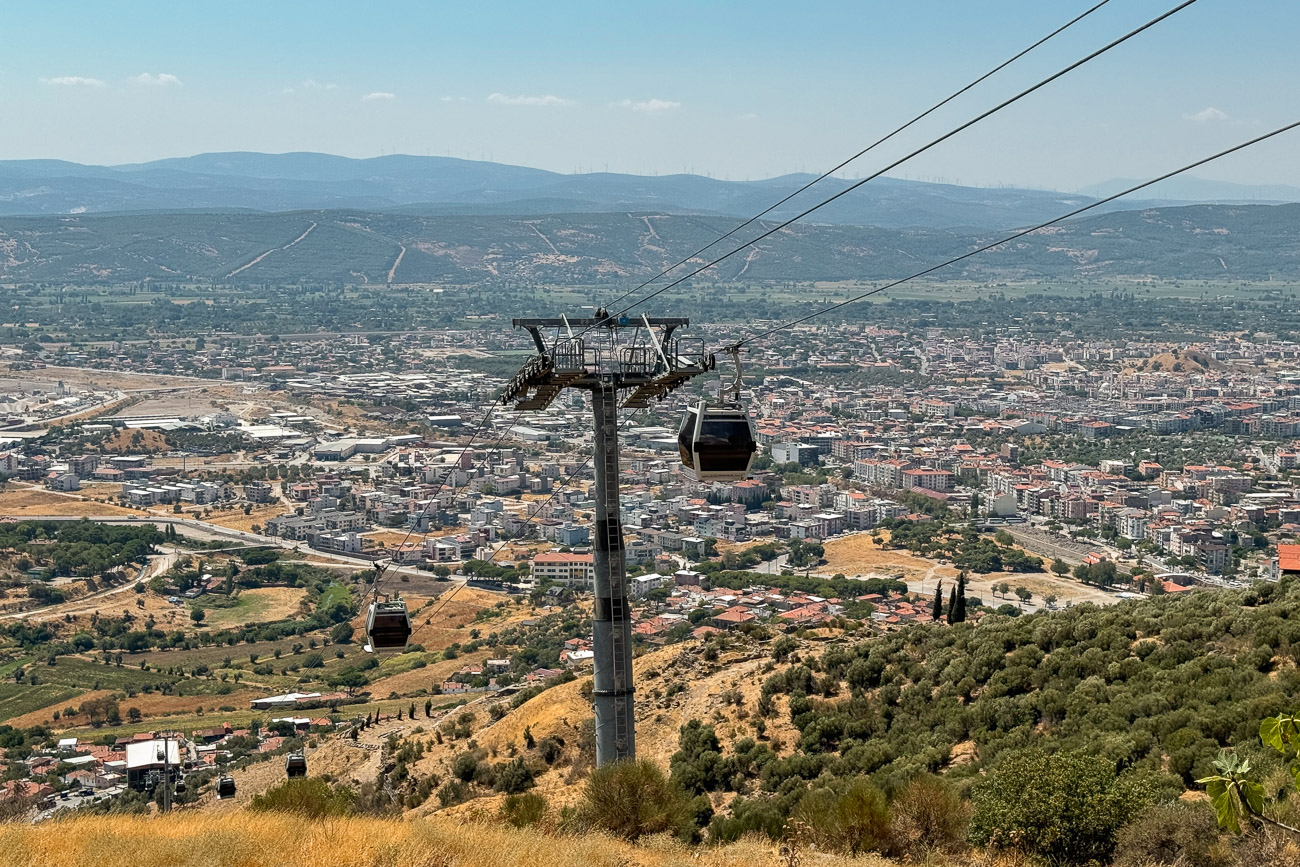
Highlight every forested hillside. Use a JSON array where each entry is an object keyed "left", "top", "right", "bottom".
[
  {"left": 2, "top": 203, "right": 1298, "bottom": 285},
  {"left": 649, "top": 578, "right": 1300, "bottom": 861}
]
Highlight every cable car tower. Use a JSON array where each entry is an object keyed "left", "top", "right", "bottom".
[{"left": 503, "top": 310, "right": 711, "bottom": 766}]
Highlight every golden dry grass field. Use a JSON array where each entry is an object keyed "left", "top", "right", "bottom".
[
  {"left": 0, "top": 812, "right": 895, "bottom": 867},
  {"left": 821, "top": 532, "right": 946, "bottom": 580},
  {"left": 0, "top": 487, "right": 134, "bottom": 517},
  {"left": 201, "top": 503, "right": 291, "bottom": 533}
]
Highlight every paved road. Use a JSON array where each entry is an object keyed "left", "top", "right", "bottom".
[
  {"left": 1, "top": 546, "right": 181, "bottom": 621},
  {"left": 6, "top": 514, "right": 430, "bottom": 576}
]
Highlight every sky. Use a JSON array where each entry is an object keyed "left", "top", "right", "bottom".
[{"left": 2, "top": 0, "right": 1297, "bottom": 191}]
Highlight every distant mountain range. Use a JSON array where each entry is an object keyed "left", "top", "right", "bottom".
[
  {"left": 2, "top": 151, "right": 1293, "bottom": 230},
  {"left": 2, "top": 203, "right": 1297, "bottom": 285}
]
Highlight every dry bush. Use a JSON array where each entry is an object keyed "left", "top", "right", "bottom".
[
  {"left": 1112, "top": 803, "right": 1232, "bottom": 867},
  {"left": 1230, "top": 830, "right": 1300, "bottom": 867},
  {"left": 888, "top": 775, "right": 971, "bottom": 858},
  {"left": 577, "top": 758, "right": 690, "bottom": 841}
]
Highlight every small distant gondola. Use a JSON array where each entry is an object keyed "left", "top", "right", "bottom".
[
  {"left": 285, "top": 752, "right": 307, "bottom": 778},
  {"left": 216, "top": 776, "right": 237, "bottom": 799}
]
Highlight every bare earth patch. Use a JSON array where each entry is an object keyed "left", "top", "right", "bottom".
[{"left": 0, "top": 487, "right": 134, "bottom": 517}]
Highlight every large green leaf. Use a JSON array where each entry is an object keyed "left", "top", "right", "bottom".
[
  {"left": 1261, "top": 716, "right": 1285, "bottom": 753},
  {"left": 1243, "top": 780, "right": 1266, "bottom": 819},
  {"left": 1200, "top": 778, "right": 1243, "bottom": 835}
]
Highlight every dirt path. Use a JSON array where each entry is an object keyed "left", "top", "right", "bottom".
[
  {"left": 386, "top": 244, "right": 406, "bottom": 283},
  {"left": 226, "top": 221, "right": 317, "bottom": 277},
  {"left": 0, "top": 548, "right": 178, "bottom": 621},
  {"left": 525, "top": 222, "right": 560, "bottom": 254}
]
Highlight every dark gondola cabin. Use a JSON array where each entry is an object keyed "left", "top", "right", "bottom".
[
  {"left": 216, "top": 776, "right": 236, "bottom": 799},
  {"left": 285, "top": 752, "right": 307, "bottom": 778},
  {"left": 677, "top": 402, "right": 758, "bottom": 482},
  {"left": 364, "top": 600, "right": 412, "bottom": 652}
]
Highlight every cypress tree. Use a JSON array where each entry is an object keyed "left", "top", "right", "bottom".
[
  {"left": 955, "top": 572, "right": 968, "bottom": 623},
  {"left": 932, "top": 582, "right": 944, "bottom": 621},
  {"left": 947, "top": 586, "right": 958, "bottom": 622}
]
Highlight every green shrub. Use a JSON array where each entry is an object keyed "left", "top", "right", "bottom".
[
  {"left": 887, "top": 775, "right": 969, "bottom": 857},
  {"left": 453, "top": 751, "right": 480, "bottom": 782},
  {"left": 500, "top": 791, "right": 548, "bottom": 828},
  {"left": 578, "top": 758, "right": 690, "bottom": 841},
  {"left": 1112, "top": 803, "right": 1231, "bottom": 867},
  {"left": 494, "top": 758, "right": 534, "bottom": 794},
  {"left": 436, "top": 779, "right": 468, "bottom": 808},
  {"left": 969, "top": 750, "right": 1155, "bottom": 866},
  {"left": 248, "top": 778, "right": 355, "bottom": 818},
  {"left": 789, "top": 779, "right": 890, "bottom": 856}
]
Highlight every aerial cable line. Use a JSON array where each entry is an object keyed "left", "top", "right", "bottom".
[
  {"left": 602, "top": 0, "right": 1200, "bottom": 324},
  {"left": 723, "top": 118, "right": 1300, "bottom": 347},
  {"left": 597, "top": 0, "right": 1115, "bottom": 313},
  {"left": 477, "top": 408, "right": 652, "bottom": 569},
  {"left": 370, "top": 398, "right": 504, "bottom": 596},
  {"left": 416, "top": 409, "right": 652, "bottom": 637}
]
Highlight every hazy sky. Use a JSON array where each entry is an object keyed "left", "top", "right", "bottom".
[{"left": 2, "top": 0, "right": 1297, "bottom": 190}]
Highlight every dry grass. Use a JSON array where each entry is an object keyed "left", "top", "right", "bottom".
[
  {"left": 203, "top": 587, "right": 308, "bottom": 628},
  {"left": 201, "top": 504, "right": 290, "bottom": 533},
  {"left": 98, "top": 428, "right": 170, "bottom": 454},
  {"left": 0, "top": 811, "right": 896, "bottom": 867},
  {"left": 822, "top": 533, "right": 947, "bottom": 581},
  {"left": 0, "top": 487, "right": 133, "bottom": 517},
  {"left": 3, "top": 364, "right": 210, "bottom": 391},
  {"left": 403, "top": 586, "right": 520, "bottom": 652}
]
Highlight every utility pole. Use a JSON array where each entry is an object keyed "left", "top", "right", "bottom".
[
  {"left": 158, "top": 734, "right": 171, "bottom": 812},
  {"left": 503, "top": 311, "right": 709, "bottom": 766}
]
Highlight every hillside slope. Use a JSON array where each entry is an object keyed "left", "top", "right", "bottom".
[{"left": 2, "top": 203, "right": 1298, "bottom": 285}]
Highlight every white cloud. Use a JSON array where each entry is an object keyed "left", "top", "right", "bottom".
[
  {"left": 617, "top": 98, "right": 680, "bottom": 113},
  {"left": 738, "top": 112, "right": 758, "bottom": 121},
  {"left": 440, "top": 95, "right": 471, "bottom": 102},
  {"left": 362, "top": 91, "right": 396, "bottom": 101},
  {"left": 130, "top": 72, "right": 182, "bottom": 86},
  {"left": 40, "top": 76, "right": 106, "bottom": 88},
  {"left": 487, "top": 92, "right": 572, "bottom": 107},
  {"left": 302, "top": 79, "right": 338, "bottom": 90},
  {"left": 1184, "top": 106, "right": 1229, "bottom": 123}
]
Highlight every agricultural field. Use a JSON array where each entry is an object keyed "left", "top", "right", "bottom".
[{"left": 198, "top": 587, "right": 308, "bottom": 629}]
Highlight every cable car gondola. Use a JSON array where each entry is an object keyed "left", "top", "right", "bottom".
[
  {"left": 677, "top": 347, "right": 757, "bottom": 483},
  {"left": 174, "top": 778, "right": 186, "bottom": 795},
  {"left": 364, "top": 598, "right": 412, "bottom": 653},
  {"left": 216, "top": 776, "right": 236, "bottom": 799},
  {"left": 285, "top": 752, "right": 307, "bottom": 779}
]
